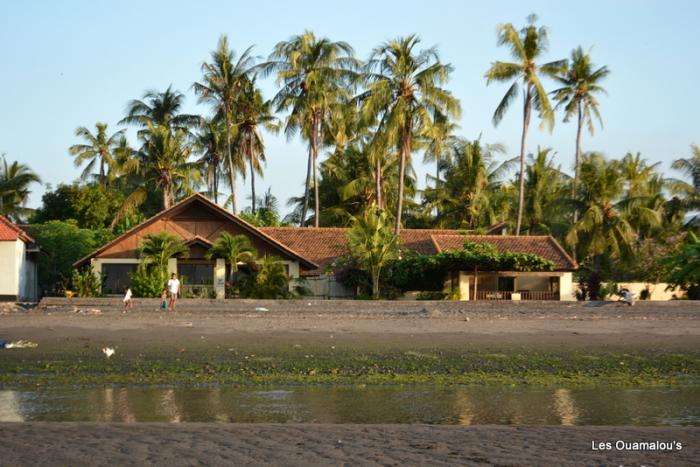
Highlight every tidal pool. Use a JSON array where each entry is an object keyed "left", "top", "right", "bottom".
[{"left": 0, "top": 386, "right": 697, "bottom": 425}]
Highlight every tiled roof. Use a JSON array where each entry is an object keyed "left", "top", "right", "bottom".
[
  {"left": 431, "top": 234, "right": 577, "bottom": 270},
  {"left": 0, "top": 215, "right": 34, "bottom": 243},
  {"left": 260, "top": 227, "right": 576, "bottom": 275}
]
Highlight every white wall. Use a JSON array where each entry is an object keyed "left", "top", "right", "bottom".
[
  {"left": 602, "top": 282, "right": 686, "bottom": 301},
  {"left": 0, "top": 241, "right": 20, "bottom": 298}
]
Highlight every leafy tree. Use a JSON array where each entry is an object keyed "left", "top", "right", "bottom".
[
  {"left": 194, "top": 35, "right": 255, "bottom": 214},
  {"left": 671, "top": 143, "right": 700, "bottom": 227},
  {"left": 485, "top": 14, "right": 565, "bottom": 235},
  {"left": 0, "top": 155, "right": 41, "bottom": 222},
  {"left": 31, "top": 183, "right": 124, "bottom": 229},
  {"left": 70, "top": 268, "right": 102, "bottom": 297},
  {"left": 263, "top": 30, "right": 358, "bottom": 226},
  {"left": 362, "top": 35, "right": 460, "bottom": 234},
  {"left": 68, "top": 122, "right": 125, "bottom": 187},
  {"left": 239, "top": 188, "right": 283, "bottom": 226},
  {"left": 551, "top": 46, "right": 609, "bottom": 214},
  {"left": 205, "top": 232, "right": 257, "bottom": 285},
  {"left": 663, "top": 232, "right": 700, "bottom": 299},
  {"left": 24, "top": 220, "right": 114, "bottom": 294},
  {"left": 347, "top": 205, "right": 400, "bottom": 298},
  {"left": 522, "top": 147, "right": 571, "bottom": 235}
]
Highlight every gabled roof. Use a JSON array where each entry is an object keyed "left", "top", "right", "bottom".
[
  {"left": 0, "top": 215, "right": 34, "bottom": 243},
  {"left": 260, "top": 225, "right": 542, "bottom": 275},
  {"left": 430, "top": 234, "right": 577, "bottom": 270},
  {"left": 73, "top": 194, "right": 318, "bottom": 269}
]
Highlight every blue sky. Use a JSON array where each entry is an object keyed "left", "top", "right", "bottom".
[{"left": 1, "top": 0, "right": 698, "bottom": 213}]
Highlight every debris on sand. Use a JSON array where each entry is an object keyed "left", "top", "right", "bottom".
[
  {"left": 102, "top": 347, "right": 115, "bottom": 358},
  {"left": 74, "top": 307, "right": 102, "bottom": 315},
  {"left": 255, "top": 307, "right": 269, "bottom": 312},
  {"left": 1, "top": 340, "right": 38, "bottom": 349}
]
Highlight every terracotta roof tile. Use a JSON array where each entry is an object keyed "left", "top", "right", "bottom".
[
  {"left": 0, "top": 215, "right": 34, "bottom": 243},
  {"left": 431, "top": 234, "right": 577, "bottom": 270}
]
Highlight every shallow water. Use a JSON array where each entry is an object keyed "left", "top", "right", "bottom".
[{"left": 0, "top": 386, "right": 697, "bottom": 425}]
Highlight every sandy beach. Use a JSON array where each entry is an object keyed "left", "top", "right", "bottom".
[{"left": 0, "top": 423, "right": 697, "bottom": 466}]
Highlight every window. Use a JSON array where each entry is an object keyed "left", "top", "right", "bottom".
[
  {"left": 498, "top": 277, "right": 515, "bottom": 292},
  {"left": 178, "top": 264, "right": 214, "bottom": 285},
  {"left": 102, "top": 264, "right": 138, "bottom": 295}
]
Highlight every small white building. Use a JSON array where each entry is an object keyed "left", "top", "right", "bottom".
[{"left": 0, "top": 216, "right": 39, "bottom": 302}]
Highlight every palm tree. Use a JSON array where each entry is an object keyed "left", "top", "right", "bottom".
[
  {"left": 362, "top": 35, "right": 460, "bottom": 234},
  {"left": 262, "top": 30, "right": 358, "bottom": 227},
  {"left": 138, "top": 232, "right": 189, "bottom": 285},
  {"left": 120, "top": 85, "right": 201, "bottom": 133},
  {"left": 234, "top": 79, "right": 279, "bottom": 213},
  {"left": 423, "top": 111, "right": 460, "bottom": 188},
  {"left": 194, "top": 35, "right": 256, "bottom": 214},
  {"left": 522, "top": 147, "right": 571, "bottom": 235},
  {"left": 0, "top": 155, "right": 41, "bottom": 222},
  {"left": 485, "top": 14, "right": 565, "bottom": 235},
  {"left": 347, "top": 205, "right": 399, "bottom": 298},
  {"left": 551, "top": 46, "right": 610, "bottom": 220},
  {"left": 671, "top": 144, "right": 700, "bottom": 225},
  {"left": 68, "top": 122, "right": 125, "bottom": 187},
  {"left": 423, "top": 139, "right": 513, "bottom": 229},
  {"left": 194, "top": 118, "right": 226, "bottom": 203},
  {"left": 566, "top": 153, "right": 634, "bottom": 263},
  {"left": 205, "top": 232, "right": 257, "bottom": 285},
  {"left": 246, "top": 255, "right": 290, "bottom": 299}
]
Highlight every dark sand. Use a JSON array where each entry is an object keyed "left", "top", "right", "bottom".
[{"left": 0, "top": 423, "right": 697, "bottom": 466}]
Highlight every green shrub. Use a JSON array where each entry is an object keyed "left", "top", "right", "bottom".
[
  {"left": 129, "top": 264, "right": 165, "bottom": 298},
  {"left": 70, "top": 268, "right": 102, "bottom": 297}
]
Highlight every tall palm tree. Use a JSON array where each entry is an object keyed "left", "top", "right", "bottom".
[
  {"left": 0, "top": 155, "right": 41, "bottom": 222},
  {"left": 234, "top": 79, "right": 279, "bottom": 213},
  {"left": 194, "top": 35, "right": 256, "bottom": 214},
  {"left": 424, "top": 139, "right": 513, "bottom": 229},
  {"left": 347, "top": 205, "right": 400, "bottom": 298},
  {"left": 194, "top": 118, "right": 226, "bottom": 203},
  {"left": 262, "top": 30, "right": 358, "bottom": 227},
  {"left": 566, "top": 153, "right": 634, "bottom": 263},
  {"left": 551, "top": 46, "right": 610, "bottom": 220},
  {"left": 120, "top": 85, "right": 201, "bottom": 133},
  {"left": 423, "top": 111, "right": 460, "bottom": 188},
  {"left": 68, "top": 122, "right": 125, "bottom": 187},
  {"left": 523, "top": 147, "right": 571, "bottom": 235},
  {"left": 362, "top": 35, "right": 460, "bottom": 234},
  {"left": 485, "top": 14, "right": 565, "bottom": 235},
  {"left": 205, "top": 232, "right": 257, "bottom": 285},
  {"left": 671, "top": 144, "right": 700, "bottom": 225}
]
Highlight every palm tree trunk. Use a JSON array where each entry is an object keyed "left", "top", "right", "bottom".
[
  {"left": 163, "top": 184, "right": 171, "bottom": 210},
  {"left": 224, "top": 110, "right": 237, "bottom": 214},
  {"left": 312, "top": 115, "right": 320, "bottom": 228},
  {"left": 515, "top": 86, "right": 532, "bottom": 236},
  {"left": 300, "top": 145, "right": 312, "bottom": 226},
  {"left": 99, "top": 158, "right": 106, "bottom": 188},
  {"left": 371, "top": 268, "right": 380, "bottom": 299},
  {"left": 571, "top": 102, "right": 584, "bottom": 262},
  {"left": 375, "top": 156, "right": 383, "bottom": 210},
  {"left": 249, "top": 136, "right": 257, "bottom": 214},
  {"left": 395, "top": 125, "right": 411, "bottom": 235}
]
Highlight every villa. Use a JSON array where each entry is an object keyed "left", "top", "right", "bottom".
[
  {"left": 75, "top": 194, "right": 577, "bottom": 300},
  {"left": 0, "top": 215, "right": 40, "bottom": 302}
]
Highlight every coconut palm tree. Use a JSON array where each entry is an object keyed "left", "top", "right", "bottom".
[
  {"left": 566, "top": 153, "right": 634, "bottom": 263},
  {"left": 423, "top": 138, "right": 513, "bottom": 229},
  {"left": 485, "top": 14, "right": 565, "bottom": 235},
  {"left": 138, "top": 232, "right": 189, "bottom": 285},
  {"left": 68, "top": 122, "right": 125, "bottom": 187},
  {"left": 362, "top": 35, "right": 460, "bottom": 234},
  {"left": 194, "top": 118, "right": 226, "bottom": 203},
  {"left": 671, "top": 144, "right": 700, "bottom": 225},
  {"left": 262, "top": 30, "right": 358, "bottom": 227},
  {"left": 522, "top": 147, "right": 571, "bottom": 235},
  {"left": 120, "top": 85, "right": 201, "bottom": 133},
  {"left": 551, "top": 46, "right": 610, "bottom": 219},
  {"left": 205, "top": 231, "right": 257, "bottom": 285},
  {"left": 234, "top": 79, "right": 279, "bottom": 213},
  {"left": 249, "top": 255, "right": 290, "bottom": 299},
  {"left": 194, "top": 35, "right": 256, "bottom": 214},
  {"left": 423, "top": 111, "right": 460, "bottom": 189},
  {"left": 347, "top": 205, "right": 400, "bottom": 298},
  {"left": 0, "top": 155, "right": 41, "bottom": 222}
]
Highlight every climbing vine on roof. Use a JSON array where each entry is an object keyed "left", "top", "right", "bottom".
[{"left": 387, "top": 241, "right": 555, "bottom": 291}]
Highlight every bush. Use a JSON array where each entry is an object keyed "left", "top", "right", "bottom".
[
  {"left": 129, "top": 264, "right": 166, "bottom": 298},
  {"left": 70, "top": 268, "right": 102, "bottom": 297}
]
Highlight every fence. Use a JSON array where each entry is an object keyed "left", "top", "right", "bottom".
[
  {"left": 473, "top": 290, "right": 559, "bottom": 301},
  {"left": 294, "top": 276, "right": 354, "bottom": 299}
]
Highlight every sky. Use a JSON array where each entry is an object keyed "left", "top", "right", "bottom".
[{"left": 1, "top": 0, "right": 699, "bottom": 214}]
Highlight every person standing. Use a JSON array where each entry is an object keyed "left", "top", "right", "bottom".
[
  {"left": 123, "top": 286, "right": 133, "bottom": 311},
  {"left": 167, "top": 273, "right": 181, "bottom": 311}
]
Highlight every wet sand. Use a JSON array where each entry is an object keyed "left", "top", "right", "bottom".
[{"left": 0, "top": 423, "right": 697, "bottom": 466}]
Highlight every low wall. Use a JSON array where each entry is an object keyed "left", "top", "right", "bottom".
[{"left": 602, "top": 282, "right": 685, "bottom": 301}]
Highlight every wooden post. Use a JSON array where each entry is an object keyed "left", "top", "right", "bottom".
[{"left": 473, "top": 265, "right": 478, "bottom": 301}]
